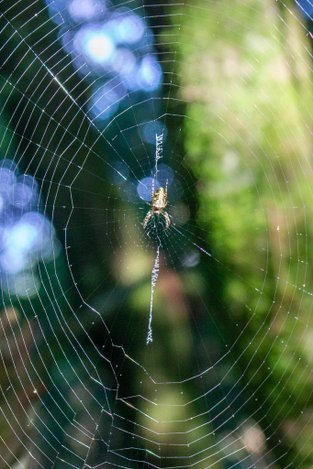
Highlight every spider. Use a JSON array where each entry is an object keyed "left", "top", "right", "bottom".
[{"left": 143, "top": 179, "right": 172, "bottom": 231}]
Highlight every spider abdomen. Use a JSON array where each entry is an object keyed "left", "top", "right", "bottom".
[{"left": 152, "top": 188, "right": 167, "bottom": 210}]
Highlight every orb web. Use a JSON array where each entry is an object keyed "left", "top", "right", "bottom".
[{"left": 0, "top": 0, "right": 312, "bottom": 468}]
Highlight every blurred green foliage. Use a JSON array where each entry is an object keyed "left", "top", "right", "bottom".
[{"left": 175, "top": 0, "right": 313, "bottom": 465}]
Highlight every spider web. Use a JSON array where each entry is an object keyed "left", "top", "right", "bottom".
[{"left": 0, "top": 0, "right": 312, "bottom": 468}]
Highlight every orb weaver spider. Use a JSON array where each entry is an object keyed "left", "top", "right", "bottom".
[{"left": 143, "top": 178, "right": 172, "bottom": 231}]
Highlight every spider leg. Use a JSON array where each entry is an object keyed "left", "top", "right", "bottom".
[
  {"left": 143, "top": 210, "right": 153, "bottom": 229},
  {"left": 163, "top": 211, "right": 172, "bottom": 230},
  {"left": 151, "top": 177, "right": 155, "bottom": 201}
]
